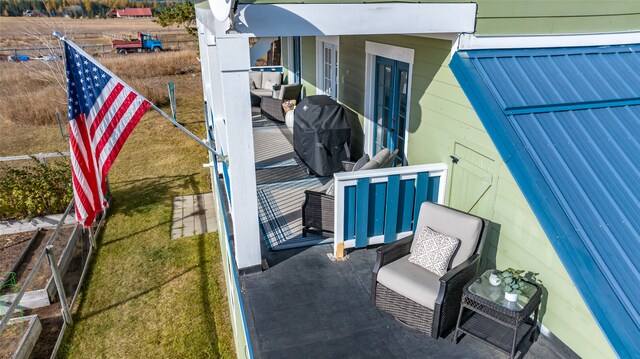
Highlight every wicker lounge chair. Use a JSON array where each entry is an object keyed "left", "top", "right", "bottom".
[
  {"left": 372, "top": 202, "right": 490, "bottom": 338},
  {"left": 260, "top": 84, "right": 303, "bottom": 122},
  {"left": 301, "top": 148, "right": 398, "bottom": 236}
]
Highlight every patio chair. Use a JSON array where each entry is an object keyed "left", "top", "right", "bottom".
[
  {"left": 301, "top": 148, "right": 399, "bottom": 236},
  {"left": 260, "top": 84, "right": 303, "bottom": 122},
  {"left": 371, "top": 202, "right": 490, "bottom": 338}
]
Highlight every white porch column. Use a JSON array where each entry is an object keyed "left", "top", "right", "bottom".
[
  {"left": 199, "top": 18, "right": 261, "bottom": 272},
  {"left": 215, "top": 33, "right": 261, "bottom": 272}
]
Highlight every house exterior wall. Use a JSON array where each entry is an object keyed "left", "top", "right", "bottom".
[
  {"left": 284, "top": 33, "right": 617, "bottom": 358},
  {"left": 300, "top": 36, "right": 317, "bottom": 96}
]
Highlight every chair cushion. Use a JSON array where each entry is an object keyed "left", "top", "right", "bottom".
[
  {"left": 352, "top": 154, "right": 370, "bottom": 171},
  {"left": 261, "top": 72, "right": 282, "bottom": 90},
  {"left": 324, "top": 154, "right": 370, "bottom": 196},
  {"left": 320, "top": 179, "right": 335, "bottom": 196},
  {"left": 249, "top": 72, "right": 262, "bottom": 90},
  {"left": 413, "top": 202, "right": 483, "bottom": 268},
  {"left": 370, "top": 148, "right": 390, "bottom": 166},
  {"left": 377, "top": 255, "right": 441, "bottom": 309},
  {"left": 408, "top": 226, "right": 460, "bottom": 276},
  {"left": 379, "top": 148, "right": 399, "bottom": 168}
]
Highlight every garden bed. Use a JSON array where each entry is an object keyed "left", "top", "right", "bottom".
[
  {"left": 0, "top": 226, "right": 76, "bottom": 313},
  {"left": 27, "top": 224, "right": 91, "bottom": 359},
  {"left": 0, "top": 315, "right": 41, "bottom": 359}
]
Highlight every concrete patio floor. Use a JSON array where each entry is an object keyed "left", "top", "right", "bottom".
[{"left": 240, "top": 245, "right": 571, "bottom": 359}]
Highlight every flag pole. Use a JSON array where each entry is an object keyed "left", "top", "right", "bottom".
[
  {"left": 52, "top": 31, "right": 227, "bottom": 164},
  {"left": 149, "top": 103, "right": 227, "bottom": 163}
]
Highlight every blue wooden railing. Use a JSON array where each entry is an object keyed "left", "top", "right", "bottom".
[{"left": 333, "top": 163, "right": 448, "bottom": 258}]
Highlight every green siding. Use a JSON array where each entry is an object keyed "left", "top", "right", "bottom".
[
  {"left": 238, "top": 0, "right": 640, "bottom": 35},
  {"left": 322, "top": 34, "right": 617, "bottom": 359},
  {"left": 301, "top": 36, "right": 316, "bottom": 97}
]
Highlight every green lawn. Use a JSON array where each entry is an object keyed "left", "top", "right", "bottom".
[{"left": 57, "top": 75, "right": 235, "bottom": 358}]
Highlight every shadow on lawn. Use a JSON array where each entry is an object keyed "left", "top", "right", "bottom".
[
  {"left": 75, "top": 264, "right": 200, "bottom": 321},
  {"left": 108, "top": 174, "right": 200, "bottom": 217}
]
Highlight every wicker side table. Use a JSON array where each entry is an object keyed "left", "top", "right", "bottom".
[{"left": 453, "top": 270, "right": 542, "bottom": 359}]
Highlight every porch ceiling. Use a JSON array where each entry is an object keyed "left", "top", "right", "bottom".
[{"left": 199, "top": 1, "right": 476, "bottom": 37}]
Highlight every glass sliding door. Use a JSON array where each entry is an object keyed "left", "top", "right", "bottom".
[{"left": 373, "top": 56, "right": 409, "bottom": 166}]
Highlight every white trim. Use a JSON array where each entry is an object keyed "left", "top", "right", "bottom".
[
  {"left": 457, "top": 31, "right": 640, "bottom": 50},
  {"left": 333, "top": 163, "right": 447, "bottom": 181},
  {"left": 363, "top": 41, "right": 414, "bottom": 160},
  {"left": 365, "top": 42, "right": 415, "bottom": 65},
  {"left": 234, "top": 3, "right": 477, "bottom": 37},
  {"left": 315, "top": 36, "right": 339, "bottom": 100}
]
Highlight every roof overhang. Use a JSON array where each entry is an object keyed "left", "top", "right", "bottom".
[
  {"left": 230, "top": 3, "right": 477, "bottom": 37},
  {"left": 450, "top": 44, "right": 640, "bottom": 358}
]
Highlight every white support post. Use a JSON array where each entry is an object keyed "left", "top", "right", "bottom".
[{"left": 200, "top": 18, "right": 261, "bottom": 271}]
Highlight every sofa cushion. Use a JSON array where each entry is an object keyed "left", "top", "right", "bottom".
[
  {"left": 249, "top": 72, "right": 262, "bottom": 90},
  {"left": 413, "top": 202, "right": 483, "bottom": 268},
  {"left": 408, "top": 226, "right": 460, "bottom": 276},
  {"left": 377, "top": 254, "right": 441, "bottom": 309},
  {"left": 261, "top": 72, "right": 282, "bottom": 90},
  {"left": 250, "top": 89, "right": 273, "bottom": 98}
]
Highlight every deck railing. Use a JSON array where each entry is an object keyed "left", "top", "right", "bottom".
[{"left": 333, "top": 163, "right": 448, "bottom": 258}]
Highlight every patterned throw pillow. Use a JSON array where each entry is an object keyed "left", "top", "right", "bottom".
[{"left": 408, "top": 226, "right": 460, "bottom": 276}]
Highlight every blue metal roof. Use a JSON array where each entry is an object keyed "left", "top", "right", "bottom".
[{"left": 450, "top": 44, "right": 640, "bottom": 358}]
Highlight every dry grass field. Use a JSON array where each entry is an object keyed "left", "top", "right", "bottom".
[
  {"left": 0, "top": 50, "right": 200, "bottom": 155},
  {"left": 0, "top": 17, "right": 166, "bottom": 37},
  {"left": 0, "top": 17, "right": 170, "bottom": 47}
]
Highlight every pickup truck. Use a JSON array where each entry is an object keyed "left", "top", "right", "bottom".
[{"left": 112, "top": 33, "right": 163, "bottom": 54}]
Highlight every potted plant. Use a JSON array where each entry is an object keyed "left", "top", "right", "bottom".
[{"left": 497, "top": 268, "right": 537, "bottom": 302}]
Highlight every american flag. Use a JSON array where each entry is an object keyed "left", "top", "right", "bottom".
[{"left": 64, "top": 41, "right": 150, "bottom": 227}]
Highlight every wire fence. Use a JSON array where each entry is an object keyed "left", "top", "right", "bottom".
[
  {"left": 5, "top": 29, "right": 187, "bottom": 42},
  {"left": 0, "top": 39, "right": 197, "bottom": 57}
]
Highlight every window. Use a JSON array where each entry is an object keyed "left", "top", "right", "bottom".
[{"left": 316, "top": 37, "right": 339, "bottom": 100}]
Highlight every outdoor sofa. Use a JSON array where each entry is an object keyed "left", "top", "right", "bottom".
[
  {"left": 249, "top": 71, "right": 282, "bottom": 106},
  {"left": 372, "top": 202, "right": 490, "bottom": 338}
]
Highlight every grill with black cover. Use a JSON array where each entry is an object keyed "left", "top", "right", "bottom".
[{"left": 293, "top": 95, "right": 351, "bottom": 176}]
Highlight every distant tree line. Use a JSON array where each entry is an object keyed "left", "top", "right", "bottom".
[{"left": 0, "top": 0, "right": 180, "bottom": 18}]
